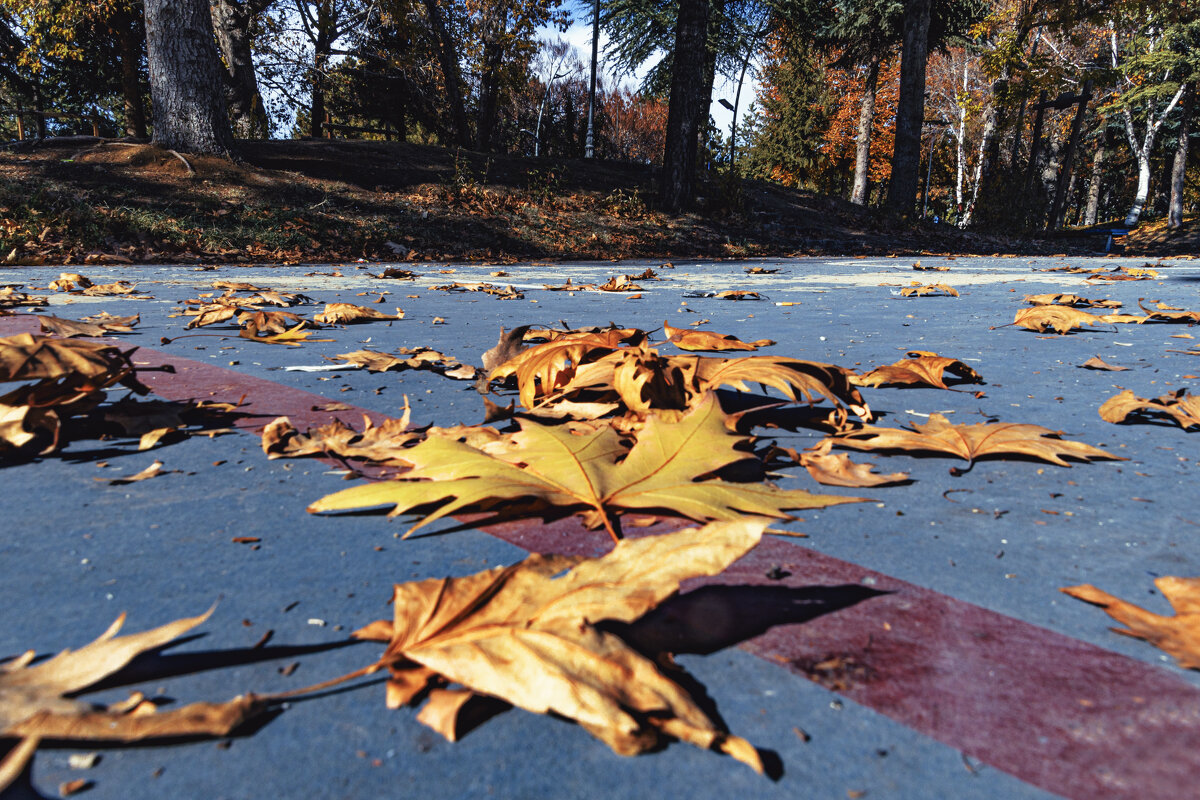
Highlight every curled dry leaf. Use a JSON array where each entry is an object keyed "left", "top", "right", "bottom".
[
  {"left": 431, "top": 283, "right": 523, "bottom": 300},
  {"left": 1079, "top": 356, "right": 1129, "bottom": 372},
  {"left": 106, "top": 460, "right": 166, "bottom": 484},
  {"left": 1010, "top": 305, "right": 1143, "bottom": 334},
  {"left": 37, "top": 314, "right": 136, "bottom": 338},
  {"left": 211, "top": 280, "right": 267, "bottom": 292},
  {"left": 487, "top": 328, "right": 645, "bottom": 410},
  {"left": 49, "top": 273, "right": 93, "bottom": 292},
  {"left": 314, "top": 304, "right": 404, "bottom": 324},
  {"left": 352, "top": 519, "right": 767, "bottom": 771},
  {"left": 851, "top": 351, "right": 982, "bottom": 390},
  {"left": 185, "top": 303, "right": 239, "bottom": 329},
  {"left": 80, "top": 282, "right": 145, "bottom": 297},
  {"left": 662, "top": 321, "right": 774, "bottom": 352},
  {"left": 1099, "top": 388, "right": 1200, "bottom": 429},
  {"left": 772, "top": 440, "right": 908, "bottom": 488},
  {"left": 237, "top": 310, "right": 308, "bottom": 336},
  {"left": 262, "top": 408, "right": 420, "bottom": 467},
  {"left": 597, "top": 275, "right": 643, "bottom": 292},
  {"left": 1136, "top": 298, "right": 1200, "bottom": 324},
  {"left": 331, "top": 348, "right": 478, "bottom": 380},
  {"left": 1023, "top": 293, "right": 1121, "bottom": 309},
  {"left": 1062, "top": 578, "right": 1200, "bottom": 669},
  {"left": 309, "top": 394, "right": 865, "bottom": 541},
  {"left": 0, "top": 287, "right": 47, "bottom": 309},
  {"left": 830, "top": 413, "right": 1123, "bottom": 467},
  {"left": 0, "top": 610, "right": 263, "bottom": 791},
  {"left": 899, "top": 282, "right": 958, "bottom": 297}
]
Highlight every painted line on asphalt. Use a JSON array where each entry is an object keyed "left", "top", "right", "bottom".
[{"left": 5, "top": 315, "right": 1198, "bottom": 799}]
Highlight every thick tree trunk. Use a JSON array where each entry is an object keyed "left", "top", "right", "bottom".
[
  {"left": 475, "top": 9, "right": 506, "bottom": 152},
  {"left": 1169, "top": 83, "right": 1193, "bottom": 230},
  {"left": 1084, "top": 127, "right": 1108, "bottom": 226},
  {"left": 112, "top": 6, "right": 148, "bottom": 138},
  {"left": 850, "top": 53, "right": 880, "bottom": 206},
  {"left": 960, "top": 99, "right": 997, "bottom": 228},
  {"left": 144, "top": 0, "right": 234, "bottom": 155},
  {"left": 211, "top": 0, "right": 270, "bottom": 139},
  {"left": 885, "top": 0, "right": 932, "bottom": 216},
  {"left": 660, "top": 0, "right": 709, "bottom": 212},
  {"left": 1126, "top": 154, "right": 1152, "bottom": 226},
  {"left": 1049, "top": 81, "right": 1091, "bottom": 230},
  {"left": 423, "top": 0, "right": 471, "bottom": 147}
]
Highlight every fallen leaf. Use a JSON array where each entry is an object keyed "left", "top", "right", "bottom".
[
  {"left": 1136, "top": 298, "right": 1200, "bottom": 324},
  {"left": 1010, "top": 306, "right": 1142, "bottom": 334},
  {"left": 851, "top": 351, "right": 982, "bottom": 390},
  {"left": 37, "top": 315, "right": 134, "bottom": 338},
  {"left": 0, "top": 610, "right": 262, "bottom": 792},
  {"left": 314, "top": 304, "right": 404, "bottom": 324},
  {"left": 80, "top": 282, "right": 145, "bottom": 297},
  {"left": 137, "top": 427, "right": 175, "bottom": 451},
  {"left": 49, "top": 273, "right": 93, "bottom": 292},
  {"left": 1099, "top": 389, "right": 1200, "bottom": 429},
  {"left": 185, "top": 304, "right": 239, "bottom": 329},
  {"left": 309, "top": 394, "right": 866, "bottom": 540},
  {"left": 262, "top": 410, "right": 420, "bottom": 467},
  {"left": 1023, "top": 294, "right": 1121, "bottom": 309},
  {"left": 1062, "top": 578, "right": 1200, "bottom": 668},
  {"left": 331, "top": 348, "right": 477, "bottom": 380},
  {"left": 773, "top": 441, "right": 908, "bottom": 487},
  {"left": 830, "top": 413, "right": 1123, "bottom": 467},
  {"left": 900, "top": 282, "right": 958, "bottom": 297},
  {"left": 211, "top": 280, "right": 267, "bottom": 292},
  {"left": 352, "top": 519, "right": 767, "bottom": 770},
  {"left": 662, "top": 321, "right": 774, "bottom": 352},
  {"left": 597, "top": 275, "right": 643, "bottom": 292},
  {"left": 1079, "top": 356, "right": 1129, "bottom": 372},
  {"left": 106, "top": 460, "right": 166, "bottom": 484},
  {"left": 744, "top": 267, "right": 781, "bottom": 274}
]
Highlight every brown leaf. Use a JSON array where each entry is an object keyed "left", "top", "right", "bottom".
[
  {"left": 211, "top": 280, "right": 267, "bottom": 292},
  {"left": 1062, "top": 578, "right": 1200, "bottom": 669},
  {"left": 314, "top": 303, "right": 404, "bottom": 324},
  {"left": 1079, "top": 356, "right": 1129, "bottom": 372},
  {"left": 663, "top": 321, "right": 774, "bottom": 352},
  {"left": 900, "top": 282, "right": 958, "bottom": 297},
  {"left": 1010, "top": 306, "right": 1141, "bottom": 334},
  {"left": 331, "top": 348, "right": 477, "bottom": 380},
  {"left": 359, "top": 519, "right": 767, "bottom": 771},
  {"left": 0, "top": 610, "right": 262, "bottom": 791},
  {"left": 0, "top": 334, "right": 139, "bottom": 385},
  {"left": 851, "top": 351, "right": 982, "bottom": 390},
  {"left": 80, "top": 282, "right": 145, "bottom": 297},
  {"left": 1099, "top": 388, "right": 1200, "bottom": 429},
  {"left": 185, "top": 304, "right": 239, "bottom": 329},
  {"left": 773, "top": 441, "right": 909, "bottom": 487},
  {"left": 37, "top": 315, "right": 131, "bottom": 338},
  {"left": 597, "top": 275, "right": 643, "bottom": 292},
  {"left": 310, "top": 395, "right": 865, "bottom": 540},
  {"left": 237, "top": 310, "right": 308, "bottom": 336},
  {"left": 1136, "top": 298, "right": 1200, "bottom": 324},
  {"left": 830, "top": 413, "right": 1123, "bottom": 466},
  {"left": 1023, "top": 293, "right": 1121, "bottom": 309},
  {"left": 106, "top": 460, "right": 166, "bottom": 484},
  {"left": 262, "top": 408, "right": 420, "bottom": 466},
  {"left": 49, "top": 273, "right": 93, "bottom": 292}
]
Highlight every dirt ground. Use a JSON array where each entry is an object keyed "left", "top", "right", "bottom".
[{"left": 0, "top": 137, "right": 1167, "bottom": 266}]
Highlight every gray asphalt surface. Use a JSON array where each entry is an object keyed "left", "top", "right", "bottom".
[{"left": 1, "top": 253, "right": 1197, "bottom": 799}]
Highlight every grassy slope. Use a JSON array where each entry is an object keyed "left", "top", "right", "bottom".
[{"left": 0, "top": 138, "right": 1119, "bottom": 266}]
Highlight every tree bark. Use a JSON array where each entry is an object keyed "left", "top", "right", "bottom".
[
  {"left": 144, "top": 0, "right": 234, "bottom": 155},
  {"left": 1169, "top": 83, "right": 1193, "bottom": 230},
  {"left": 1048, "top": 80, "right": 1092, "bottom": 230},
  {"left": 1084, "top": 126, "right": 1108, "bottom": 226},
  {"left": 474, "top": 6, "right": 507, "bottom": 152},
  {"left": 211, "top": 0, "right": 270, "bottom": 139},
  {"left": 850, "top": 53, "right": 880, "bottom": 206},
  {"left": 423, "top": 0, "right": 471, "bottom": 147},
  {"left": 112, "top": 6, "right": 148, "bottom": 138},
  {"left": 885, "top": 0, "right": 932, "bottom": 216},
  {"left": 660, "top": 0, "right": 709, "bottom": 213}
]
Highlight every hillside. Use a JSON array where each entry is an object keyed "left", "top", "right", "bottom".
[{"left": 0, "top": 137, "right": 1151, "bottom": 266}]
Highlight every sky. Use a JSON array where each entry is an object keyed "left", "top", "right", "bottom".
[{"left": 550, "top": 1, "right": 761, "bottom": 139}]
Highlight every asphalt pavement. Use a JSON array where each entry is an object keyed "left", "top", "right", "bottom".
[{"left": 1, "top": 253, "right": 1198, "bottom": 800}]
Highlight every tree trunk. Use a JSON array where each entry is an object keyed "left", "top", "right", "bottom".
[
  {"left": 660, "top": 0, "right": 709, "bottom": 212},
  {"left": 1084, "top": 126, "right": 1108, "bottom": 225},
  {"left": 850, "top": 53, "right": 880, "bottom": 206},
  {"left": 423, "top": 0, "right": 471, "bottom": 147},
  {"left": 307, "top": 1, "right": 334, "bottom": 139},
  {"left": 112, "top": 6, "right": 148, "bottom": 138},
  {"left": 144, "top": 0, "right": 233, "bottom": 155},
  {"left": 211, "top": 0, "right": 270, "bottom": 139},
  {"left": 1169, "top": 83, "right": 1193, "bottom": 230},
  {"left": 960, "top": 99, "right": 997, "bottom": 228},
  {"left": 1048, "top": 80, "right": 1091, "bottom": 230},
  {"left": 1126, "top": 152, "right": 1152, "bottom": 226},
  {"left": 885, "top": 0, "right": 932, "bottom": 216},
  {"left": 474, "top": 7, "right": 507, "bottom": 152}
]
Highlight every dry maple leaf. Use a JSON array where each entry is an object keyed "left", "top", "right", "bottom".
[
  {"left": 771, "top": 440, "right": 909, "bottom": 488},
  {"left": 48, "top": 273, "right": 93, "bottom": 292},
  {"left": 1099, "top": 388, "right": 1200, "bottom": 429},
  {"left": 1136, "top": 298, "right": 1200, "bottom": 324},
  {"left": 851, "top": 351, "right": 982, "bottom": 390},
  {"left": 488, "top": 329, "right": 645, "bottom": 410},
  {"left": 185, "top": 303, "right": 239, "bottom": 329},
  {"left": 0, "top": 333, "right": 140, "bottom": 386},
  {"left": 212, "top": 280, "right": 267, "bottom": 292},
  {"left": 0, "top": 287, "right": 47, "bottom": 309},
  {"left": 351, "top": 519, "right": 766, "bottom": 770},
  {"left": 829, "top": 413, "right": 1122, "bottom": 467},
  {"left": 0, "top": 609, "right": 263, "bottom": 791},
  {"left": 37, "top": 315, "right": 135, "bottom": 338},
  {"left": 237, "top": 310, "right": 308, "bottom": 335},
  {"left": 1079, "top": 356, "right": 1129, "bottom": 372},
  {"left": 662, "top": 321, "right": 774, "bottom": 352},
  {"left": 1009, "top": 306, "right": 1143, "bottom": 334},
  {"left": 309, "top": 394, "right": 865, "bottom": 541},
  {"left": 314, "top": 303, "right": 404, "bottom": 324},
  {"left": 1023, "top": 293, "right": 1121, "bottom": 309},
  {"left": 597, "top": 275, "right": 643, "bottom": 292},
  {"left": 80, "top": 282, "right": 144, "bottom": 297},
  {"left": 262, "top": 408, "right": 420, "bottom": 467},
  {"left": 900, "top": 282, "right": 958, "bottom": 297},
  {"left": 1062, "top": 578, "right": 1200, "bottom": 669},
  {"left": 331, "top": 348, "right": 477, "bottom": 380}
]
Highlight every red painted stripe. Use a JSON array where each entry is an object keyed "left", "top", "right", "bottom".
[{"left": 6, "top": 315, "right": 1198, "bottom": 799}]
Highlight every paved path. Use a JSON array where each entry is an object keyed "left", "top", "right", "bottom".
[{"left": 1, "top": 254, "right": 1197, "bottom": 799}]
